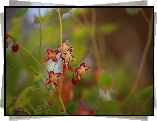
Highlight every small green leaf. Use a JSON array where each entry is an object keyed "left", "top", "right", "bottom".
[
  {"left": 6, "top": 94, "right": 13, "bottom": 108},
  {"left": 9, "top": 106, "right": 14, "bottom": 115},
  {"left": 98, "top": 101, "right": 119, "bottom": 115},
  {"left": 125, "top": 8, "right": 141, "bottom": 15},
  {"left": 99, "top": 23, "right": 119, "bottom": 35},
  {"left": 98, "top": 72, "right": 112, "bottom": 88},
  {"left": 50, "top": 97, "right": 60, "bottom": 115},
  {"left": 35, "top": 104, "right": 46, "bottom": 115},
  {"left": 138, "top": 85, "right": 153, "bottom": 104},
  {"left": 82, "top": 87, "right": 99, "bottom": 108},
  {"left": 33, "top": 74, "right": 44, "bottom": 82},
  {"left": 60, "top": 8, "right": 72, "bottom": 14},
  {"left": 14, "top": 85, "right": 35, "bottom": 109}
]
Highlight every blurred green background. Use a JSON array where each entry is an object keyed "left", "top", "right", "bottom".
[{"left": 6, "top": 7, "right": 153, "bottom": 115}]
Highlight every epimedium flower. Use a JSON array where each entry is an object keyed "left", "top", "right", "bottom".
[
  {"left": 57, "top": 39, "right": 70, "bottom": 53},
  {"left": 60, "top": 47, "right": 75, "bottom": 71},
  {"left": 75, "top": 63, "right": 90, "bottom": 80},
  {"left": 44, "top": 49, "right": 60, "bottom": 62},
  {"left": 46, "top": 71, "right": 62, "bottom": 86}
]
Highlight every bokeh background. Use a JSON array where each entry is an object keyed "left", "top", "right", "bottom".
[{"left": 6, "top": 7, "right": 153, "bottom": 115}]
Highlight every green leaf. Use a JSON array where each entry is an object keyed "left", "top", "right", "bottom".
[
  {"left": 99, "top": 23, "right": 119, "bottom": 35},
  {"left": 98, "top": 101, "right": 119, "bottom": 115},
  {"left": 65, "top": 101, "right": 77, "bottom": 114},
  {"left": 50, "top": 97, "right": 60, "bottom": 115},
  {"left": 138, "top": 85, "right": 153, "bottom": 104},
  {"left": 60, "top": 8, "right": 72, "bottom": 14},
  {"left": 9, "top": 106, "right": 14, "bottom": 115},
  {"left": 35, "top": 104, "right": 46, "bottom": 115},
  {"left": 13, "top": 8, "right": 28, "bottom": 23},
  {"left": 125, "top": 8, "right": 141, "bottom": 15},
  {"left": 98, "top": 72, "right": 112, "bottom": 88},
  {"left": 6, "top": 94, "right": 13, "bottom": 108},
  {"left": 33, "top": 74, "right": 44, "bottom": 82},
  {"left": 14, "top": 85, "right": 35, "bottom": 109},
  {"left": 82, "top": 87, "right": 99, "bottom": 108}
]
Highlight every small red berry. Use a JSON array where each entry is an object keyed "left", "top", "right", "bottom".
[{"left": 12, "top": 43, "right": 19, "bottom": 52}]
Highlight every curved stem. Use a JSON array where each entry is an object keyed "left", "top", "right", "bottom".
[
  {"left": 19, "top": 48, "right": 51, "bottom": 97},
  {"left": 6, "top": 66, "right": 13, "bottom": 73},
  {"left": 57, "top": 8, "right": 68, "bottom": 115},
  {"left": 53, "top": 57, "right": 61, "bottom": 72},
  {"left": 121, "top": 11, "right": 153, "bottom": 107},
  {"left": 17, "top": 42, "right": 46, "bottom": 74},
  {"left": 140, "top": 8, "right": 149, "bottom": 25},
  {"left": 34, "top": 88, "right": 51, "bottom": 97},
  {"left": 38, "top": 8, "right": 49, "bottom": 73},
  {"left": 19, "top": 107, "right": 31, "bottom": 115},
  {"left": 146, "top": 103, "right": 150, "bottom": 115},
  {"left": 82, "top": 9, "right": 102, "bottom": 70}
]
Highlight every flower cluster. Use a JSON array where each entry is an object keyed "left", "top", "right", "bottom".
[{"left": 44, "top": 39, "right": 90, "bottom": 86}]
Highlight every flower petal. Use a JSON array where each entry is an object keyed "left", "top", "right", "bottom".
[
  {"left": 63, "top": 39, "right": 68, "bottom": 44},
  {"left": 44, "top": 56, "right": 50, "bottom": 62},
  {"left": 54, "top": 49, "right": 60, "bottom": 55},
  {"left": 56, "top": 72, "right": 62, "bottom": 77},
  {"left": 80, "top": 63, "right": 86, "bottom": 67},
  {"left": 67, "top": 47, "right": 73, "bottom": 54},
  {"left": 46, "top": 49, "right": 53, "bottom": 54},
  {"left": 76, "top": 73, "right": 81, "bottom": 80},
  {"left": 75, "top": 67, "right": 79, "bottom": 73},
  {"left": 49, "top": 71, "right": 55, "bottom": 77},
  {"left": 53, "top": 80, "right": 59, "bottom": 86},
  {"left": 52, "top": 57, "right": 58, "bottom": 62},
  {"left": 46, "top": 78, "right": 51, "bottom": 85},
  {"left": 67, "top": 63, "right": 72, "bottom": 71},
  {"left": 84, "top": 66, "right": 90, "bottom": 70}
]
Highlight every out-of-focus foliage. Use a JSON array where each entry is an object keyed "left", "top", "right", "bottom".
[
  {"left": 138, "top": 85, "right": 153, "bottom": 104},
  {"left": 125, "top": 8, "right": 141, "bottom": 15},
  {"left": 6, "top": 7, "right": 153, "bottom": 115},
  {"left": 98, "top": 23, "right": 119, "bottom": 35},
  {"left": 14, "top": 85, "right": 35, "bottom": 109}
]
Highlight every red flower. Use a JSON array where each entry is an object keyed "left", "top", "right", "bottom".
[
  {"left": 46, "top": 71, "right": 62, "bottom": 86},
  {"left": 60, "top": 47, "right": 75, "bottom": 70},
  {"left": 57, "top": 39, "right": 70, "bottom": 53},
  {"left": 44, "top": 49, "right": 60, "bottom": 62},
  {"left": 75, "top": 63, "right": 90, "bottom": 80}
]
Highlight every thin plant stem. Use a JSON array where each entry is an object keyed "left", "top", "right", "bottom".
[
  {"left": 121, "top": 11, "right": 153, "bottom": 107},
  {"left": 57, "top": 8, "right": 68, "bottom": 115},
  {"left": 140, "top": 8, "right": 149, "bottom": 25},
  {"left": 6, "top": 66, "right": 13, "bottom": 73},
  {"left": 19, "top": 49, "right": 38, "bottom": 74},
  {"left": 146, "top": 103, "right": 150, "bottom": 115},
  {"left": 82, "top": 8, "right": 102, "bottom": 70},
  {"left": 16, "top": 42, "right": 46, "bottom": 74},
  {"left": 19, "top": 48, "right": 51, "bottom": 97},
  {"left": 19, "top": 107, "right": 31, "bottom": 115},
  {"left": 38, "top": 8, "right": 49, "bottom": 73},
  {"left": 34, "top": 88, "right": 51, "bottom": 97},
  {"left": 53, "top": 57, "right": 61, "bottom": 72}
]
